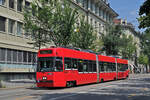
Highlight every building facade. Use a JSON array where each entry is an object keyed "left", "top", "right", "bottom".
[
  {"left": 113, "top": 19, "right": 141, "bottom": 58},
  {"left": 71, "top": 0, "right": 118, "bottom": 36},
  {"left": 0, "top": 0, "right": 37, "bottom": 73},
  {"left": 0, "top": 0, "right": 118, "bottom": 73},
  {"left": 114, "top": 19, "right": 141, "bottom": 73}
]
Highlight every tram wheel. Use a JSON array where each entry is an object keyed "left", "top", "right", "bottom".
[
  {"left": 101, "top": 79, "right": 104, "bottom": 83},
  {"left": 66, "top": 82, "right": 71, "bottom": 87},
  {"left": 66, "top": 81, "right": 76, "bottom": 87}
]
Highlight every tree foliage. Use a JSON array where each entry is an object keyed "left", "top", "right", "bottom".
[
  {"left": 52, "top": 0, "right": 78, "bottom": 46},
  {"left": 71, "top": 18, "right": 97, "bottom": 50},
  {"left": 138, "top": 54, "right": 149, "bottom": 65},
  {"left": 140, "top": 29, "right": 150, "bottom": 64},
  {"left": 120, "top": 34, "right": 136, "bottom": 59},
  {"left": 102, "top": 25, "right": 137, "bottom": 59},
  {"left": 138, "top": 0, "right": 150, "bottom": 30},
  {"left": 24, "top": 0, "right": 78, "bottom": 49},
  {"left": 102, "top": 25, "right": 122, "bottom": 55},
  {"left": 90, "top": 38, "right": 104, "bottom": 53}
]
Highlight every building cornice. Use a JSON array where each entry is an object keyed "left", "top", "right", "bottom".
[
  {"left": 97, "top": 0, "right": 119, "bottom": 17},
  {"left": 70, "top": 0, "right": 109, "bottom": 24}
]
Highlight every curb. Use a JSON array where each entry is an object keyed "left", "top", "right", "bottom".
[{"left": 0, "top": 85, "right": 36, "bottom": 90}]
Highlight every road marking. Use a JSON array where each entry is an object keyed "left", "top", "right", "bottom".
[
  {"left": 15, "top": 96, "right": 35, "bottom": 100},
  {"left": 128, "top": 94, "right": 137, "bottom": 98},
  {"left": 49, "top": 94, "right": 79, "bottom": 100}
]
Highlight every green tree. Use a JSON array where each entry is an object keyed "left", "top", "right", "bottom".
[
  {"left": 138, "top": 0, "right": 150, "bottom": 30},
  {"left": 24, "top": 0, "right": 56, "bottom": 49},
  {"left": 102, "top": 25, "right": 122, "bottom": 55},
  {"left": 140, "top": 29, "right": 150, "bottom": 62},
  {"left": 138, "top": 54, "right": 149, "bottom": 65},
  {"left": 71, "top": 18, "right": 97, "bottom": 50},
  {"left": 102, "top": 25, "right": 137, "bottom": 59},
  {"left": 90, "top": 38, "right": 104, "bottom": 53},
  {"left": 52, "top": 0, "right": 78, "bottom": 46},
  {"left": 120, "top": 34, "right": 136, "bottom": 59},
  {"left": 24, "top": 0, "right": 78, "bottom": 49}
]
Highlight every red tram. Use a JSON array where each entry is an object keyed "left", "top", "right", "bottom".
[{"left": 36, "top": 47, "right": 129, "bottom": 87}]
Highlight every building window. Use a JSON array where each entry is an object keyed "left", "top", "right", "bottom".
[
  {"left": 95, "top": 4, "right": 98, "bottom": 14},
  {"left": 102, "top": 10, "right": 105, "bottom": 19},
  {"left": 90, "top": 1, "right": 93, "bottom": 11},
  {"left": 99, "top": 8, "right": 101, "bottom": 17},
  {"left": 24, "top": 30, "right": 30, "bottom": 38},
  {"left": 83, "top": 0, "right": 87, "bottom": 9},
  {"left": 0, "top": 48, "right": 37, "bottom": 64},
  {"left": 0, "top": 48, "right": 6, "bottom": 62},
  {"left": 0, "top": 16, "right": 6, "bottom": 32},
  {"left": 95, "top": 21, "right": 97, "bottom": 29},
  {"left": 7, "top": 49, "right": 12, "bottom": 63},
  {"left": 28, "top": 52, "right": 32, "bottom": 63},
  {"left": 92, "top": 2, "right": 95, "bottom": 13},
  {"left": 9, "top": 0, "right": 14, "bottom": 9},
  {"left": 25, "top": 1, "right": 30, "bottom": 8},
  {"left": 18, "top": 50, "right": 23, "bottom": 63},
  {"left": 17, "top": 22, "right": 23, "bottom": 36},
  {"left": 32, "top": 53, "right": 37, "bottom": 64},
  {"left": 104, "top": 12, "right": 106, "bottom": 20},
  {"left": 8, "top": 19, "right": 15, "bottom": 34},
  {"left": 76, "top": 0, "right": 79, "bottom": 4},
  {"left": 23, "top": 51, "right": 28, "bottom": 63},
  {"left": 99, "top": 24, "right": 101, "bottom": 34},
  {"left": 0, "top": 0, "right": 5, "bottom": 5},
  {"left": 17, "top": 0, "right": 23, "bottom": 12},
  {"left": 13, "top": 50, "right": 17, "bottom": 63},
  {"left": 90, "top": 18, "right": 93, "bottom": 25}
]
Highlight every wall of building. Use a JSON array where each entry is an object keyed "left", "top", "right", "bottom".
[
  {"left": 0, "top": 0, "right": 117, "bottom": 75},
  {"left": 0, "top": 0, "right": 37, "bottom": 73},
  {"left": 71, "top": 0, "right": 118, "bottom": 36}
]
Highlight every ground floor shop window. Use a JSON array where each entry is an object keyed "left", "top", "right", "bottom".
[{"left": 0, "top": 48, "right": 37, "bottom": 64}]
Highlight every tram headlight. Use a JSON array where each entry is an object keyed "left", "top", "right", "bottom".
[{"left": 43, "top": 77, "right": 47, "bottom": 80}]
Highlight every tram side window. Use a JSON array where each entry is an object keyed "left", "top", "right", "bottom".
[
  {"left": 103, "top": 62, "right": 107, "bottom": 72},
  {"left": 121, "top": 64, "right": 128, "bottom": 71},
  {"left": 55, "top": 57, "right": 63, "bottom": 71},
  {"left": 120, "top": 64, "right": 124, "bottom": 71},
  {"left": 64, "top": 58, "right": 72, "bottom": 69},
  {"left": 118, "top": 64, "right": 123, "bottom": 71},
  {"left": 99, "top": 62, "right": 104, "bottom": 72},
  {"left": 93, "top": 61, "right": 97, "bottom": 72},
  {"left": 78, "top": 59, "right": 83, "bottom": 72},
  {"left": 125, "top": 64, "right": 128, "bottom": 70},
  {"left": 107, "top": 62, "right": 113, "bottom": 72},
  {"left": 117, "top": 64, "right": 120, "bottom": 71},
  {"left": 88, "top": 61, "right": 93, "bottom": 72},
  {"left": 83, "top": 60, "right": 88, "bottom": 72},
  {"left": 72, "top": 58, "right": 78, "bottom": 69},
  {"left": 112, "top": 63, "right": 116, "bottom": 71}
]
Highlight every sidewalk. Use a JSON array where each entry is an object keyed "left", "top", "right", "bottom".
[
  {"left": 129, "top": 73, "right": 150, "bottom": 79},
  {"left": 0, "top": 79, "right": 36, "bottom": 89}
]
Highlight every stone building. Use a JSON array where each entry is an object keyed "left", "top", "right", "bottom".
[
  {"left": 114, "top": 18, "right": 141, "bottom": 73},
  {"left": 71, "top": 0, "right": 118, "bottom": 36},
  {"left": 0, "top": 0, "right": 37, "bottom": 73},
  {"left": 0, "top": 0, "right": 118, "bottom": 75}
]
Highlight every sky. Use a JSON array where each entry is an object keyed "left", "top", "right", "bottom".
[{"left": 109, "top": 0, "right": 145, "bottom": 32}]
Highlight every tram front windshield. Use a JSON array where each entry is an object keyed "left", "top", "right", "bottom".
[{"left": 37, "top": 57, "right": 63, "bottom": 72}]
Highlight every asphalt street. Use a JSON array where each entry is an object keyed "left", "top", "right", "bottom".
[{"left": 1, "top": 74, "right": 150, "bottom": 100}]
